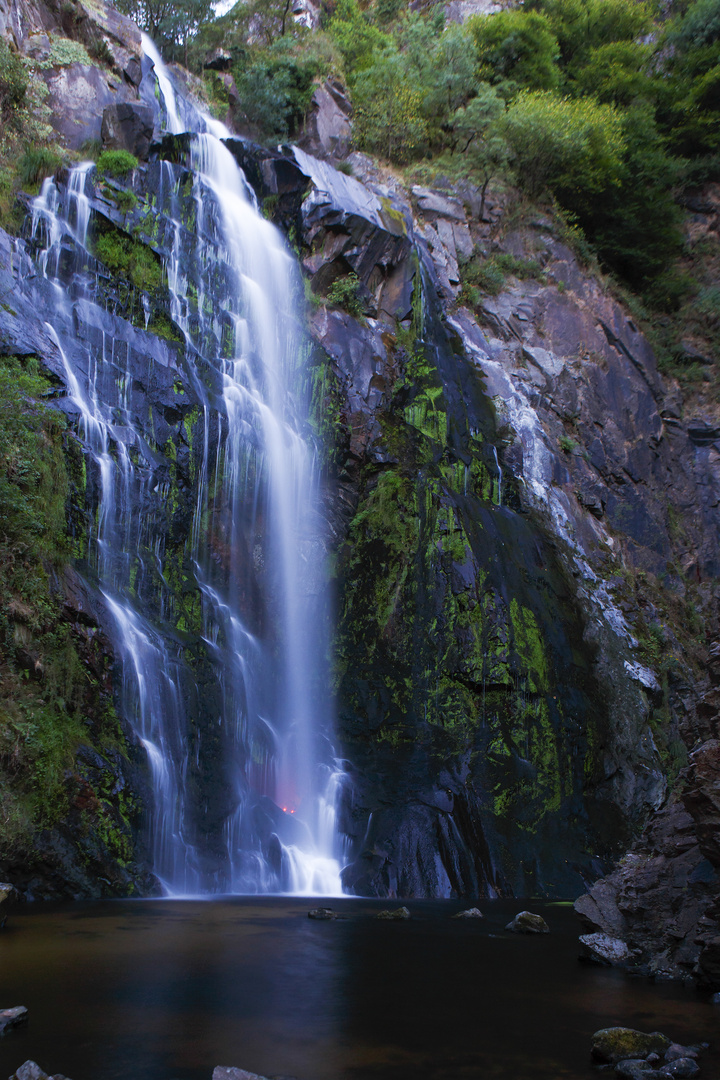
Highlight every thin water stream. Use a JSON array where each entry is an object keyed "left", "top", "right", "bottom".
[{"left": 0, "top": 900, "right": 717, "bottom": 1080}]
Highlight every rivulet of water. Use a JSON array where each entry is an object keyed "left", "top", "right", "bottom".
[{"left": 24, "top": 36, "right": 347, "bottom": 895}]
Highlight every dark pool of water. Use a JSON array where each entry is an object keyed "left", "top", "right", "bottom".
[{"left": 0, "top": 898, "right": 717, "bottom": 1080}]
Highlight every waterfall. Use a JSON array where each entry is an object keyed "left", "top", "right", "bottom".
[{"left": 25, "top": 38, "right": 347, "bottom": 896}]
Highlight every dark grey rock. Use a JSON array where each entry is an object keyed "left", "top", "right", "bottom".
[
  {"left": 615, "top": 1060, "right": 660, "bottom": 1080},
  {"left": 666, "top": 1045, "right": 699, "bottom": 1063},
  {"left": 101, "top": 103, "right": 154, "bottom": 160},
  {"left": 308, "top": 907, "right": 336, "bottom": 920},
  {"left": 452, "top": 907, "right": 484, "bottom": 919},
  {"left": 658, "top": 1060, "right": 700, "bottom": 1079},
  {"left": 505, "top": 911, "right": 549, "bottom": 934},
  {"left": 0, "top": 1005, "right": 28, "bottom": 1034},
  {"left": 212, "top": 1070, "right": 270, "bottom": 1080},
  {"left": 592, "top": 1029, "right": 671, "bottom": 1064},
  {"left": 375, "top": 906, "right": 410, "bottom": 920},
  {"left": 579, "top": 932, "right": 631, "bottom": 965}
]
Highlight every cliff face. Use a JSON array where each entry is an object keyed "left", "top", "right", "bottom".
[{"left": 0, "top": 0, "right": 718, "bottom": 983}]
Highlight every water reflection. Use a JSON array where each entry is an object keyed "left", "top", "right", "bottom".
[{"left": 0, "top": 900, "right": 716, "bottom": 1080}]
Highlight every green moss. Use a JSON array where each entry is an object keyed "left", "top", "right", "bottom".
[
  {"left": 96, "top": 150, "right": 139, "bottom": 178},
  {"left": 93, "top": 225, "right": 163, "bottom": 293}
]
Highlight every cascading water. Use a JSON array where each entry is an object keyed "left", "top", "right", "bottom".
[{"left": 24, "top": 38, "right": 347, "bottom": 895}]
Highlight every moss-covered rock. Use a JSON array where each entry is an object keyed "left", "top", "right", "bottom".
[{"left": 591, "top": 1028, "right": 671, "bottom": 1064}]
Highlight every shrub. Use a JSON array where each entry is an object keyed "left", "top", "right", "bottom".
[
  {"left": 0, "top": 39, "right": 28, "bottom": 128},
  {"left": 326, "top": 271, "right": 363, "bottom": 315},
  {"left": 96, "top": 149, "right": 139, "bottom": 177},
  {"left": 501, "top": 89, "right": 625, "bottom": 199},
  {"left": 18, "top": 146, "right": 62, "bottom": 189},
  {"left": 94, "top": 227, "right": 162, "bottom": 291},
  {"left": 468, "top": 9, "right": 561, "bottom": 94}
]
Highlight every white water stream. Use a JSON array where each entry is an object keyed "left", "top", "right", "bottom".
[{"left": 27, "top": 39, "right": 346, "bottom": 895}]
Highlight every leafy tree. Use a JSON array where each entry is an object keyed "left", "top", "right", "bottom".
[
  {"left": 570, "top": 40, "right": 654, "bottom": 106},
  {"left": 232, "top": 36, "right": 327, "bottom": 141},
  {"left": 0, "top": 39, "right": 27, "bottom": 130},
  {"left": 583, "top": 103, "right": 684, "bottom": 290},
  {"left": 352, "top": 50, "right": 428, "bottom": 162},
  {"left": 328, "top": 0, "right": 392, "bottom": 74},
  {"left": 449, "top": 85, "right": 507, "bottom": 216},
  {"left": 531, "top": 0, "right": 653, "bottom": 70},
  {"left": 468, "top": 10, "right": 561, "bottom": 95},
  {"left": 501, "top": 90, "right": 625, "bottom": 199}
]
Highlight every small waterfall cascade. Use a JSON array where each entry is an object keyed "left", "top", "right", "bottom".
[{"left": 25, "top": 37, "right": 347, "bottom": 895}]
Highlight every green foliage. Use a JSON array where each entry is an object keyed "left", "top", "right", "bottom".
[
  {"left": 45, "top": 35, "right": 95, "bottom": 67},
  {"left": 114, "top": 188, "right": 138, "bottom": 213},
  {"left": 0, "top": 39, "right": 28, "bottom": 129},
  {"left": 325, "top": 271, "right": 364, "bottom": 315},
  {"left": 18, "top": 146, "right": 62, "bottom": 189},
  {"left": 0, "top": 355, "right": 68, "bottom": 562},
  {"left": 328, "top": 0, "right": 393, "bottom": 74},
  {"left": 460, "top": 252, "right": 546, "bottom": 303},
  {"left": 531, "top": 0, "right": 653, "bottom": 70},
  {"left": 93, "top": 226, "right": 163, "bottom": 292},
  {"left": 96, "top": 149, "right": 139, "bottom": 177},
  {"left": 352, "top": 51, "right": 428, "bottom": 161},
  {"left": 468, "top": 9, "right": 561, "bottom": 95},
  {"left": 232, "top": 35, "right": 334, "bottom": 142},
  {"left": 501, "top": 89, "right": 625, "bottom": 199}
]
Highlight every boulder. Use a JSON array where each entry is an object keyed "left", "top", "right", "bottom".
[
  {"left": 101, "top": 103, "right": 154, "bottom": 160},
  {"left": 0, "top": 882, "right": 19, "bottom": 923},
  {"left": 308, "top": 907, "right": 336, "bottom": 920},
  {"left": 212, "top": 1069, "right": 269, "bottom": 1080},
  {"left": 696, "top": 934, "right": 720, "bottom": 990},
  {"left": 505, "top": 911, "right": 549, "bottom": 934},
  {"left": 615, "top": 1061, "right": 660, "bottom": 1080},
  {"left": 666, "top": 1046, "right": 699, "bottom": 1063},
  {"left": 0, "top": 1006, "right": 29, "bottom": 1034},
  {"left": 452, "top": 907, "right": 484, "bottom": 919},
  {"left": 579, "top": 932, "right": 631, "bottom": 965},
  {"left": 592, "top": 1029, "right": 671, "bottom": 1065},
  {"left": 658, "top": 1061, "right": 700, "bottom": 1079},
  {"left": 45, "top": 63, "right": 136, "bottom": 150},
  {"left": 375, "top": 906, "right": 410, "bottom": 920},
  {"left": 298, "top": 81, "right": 352, "bottom": 160}
]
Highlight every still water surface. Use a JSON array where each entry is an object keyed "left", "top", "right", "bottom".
[{"left": 0, "top": 899, "right": 717, "bottom": 1080}]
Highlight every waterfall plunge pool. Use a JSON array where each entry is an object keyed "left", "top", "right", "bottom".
[{"left": 0, "top": 899, "right": 717, "bottom": 1080}]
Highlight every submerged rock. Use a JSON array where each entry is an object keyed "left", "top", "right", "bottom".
[
  {"left": 658, "top": 1061, "right": 700, "bottom": 1079},
  {"left": 505, "top": 911, "right": 549, "bottom": 934},
  {"left": 0, "top": 1006, "right": 28, "bottom": 1034},
  {"left": 8, "top": 1063, "right": 70, "bottom": 1080},
  {"left": 452, "top": 908, "right": 484, "bottom": 919},
  {"left": 308, "top": 907, "right": 336, "bottom": 920},
  {"left": 666, "top": 1045, "right": 699, "bottom": 1062},
  {"left": 212, "top": 1068, "right": 270, "bottom": 1080},
  {"left": 375, "top": 906, "right": 411, "bottom": 920},
  {"left": 615, "top": 1060, "right": 660, "bottom": 1080},
  {"left": 592, "top": 1029, "right": 671, "bottom": 1064},
  {"left": 579, "top": 932, "right": 631, "bottom": 965}
]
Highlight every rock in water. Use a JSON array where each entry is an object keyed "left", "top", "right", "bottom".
[
  {"left": 666, "top": 1045, "right": 699, "bottom": 1062},
  {"left": 452, "top": 908, "right": 484, "bottom": 919},
  {"left": 615, "top": 1060, "right": 660, "bottom": 1080},
  {"left": 9, "top": 1064, "right": 71, "bottom": 1080},
  {"left": 308, "top": 908, "right": 336, "bottom": 920},
  {"left": 592, "top": 1029, "right": 671, "bottom": 1064},
  {"left": 505, "top": 911, "right": 550, "bottom": 934},
  {"left": 659, "top": 1062, "right": 700, "bottom": 1079},
  {"left": 375, "top": 907, "right": 411, "bottom": 920},
  {"left": 213, "top": 1069, "right": 270, "bottom": 1080},
  {"left": 579, "top": 932, "right": 631, "bottom": 965},
  {"left": 0, "top": 1006, "right": 28, "bottom": 1034}
]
